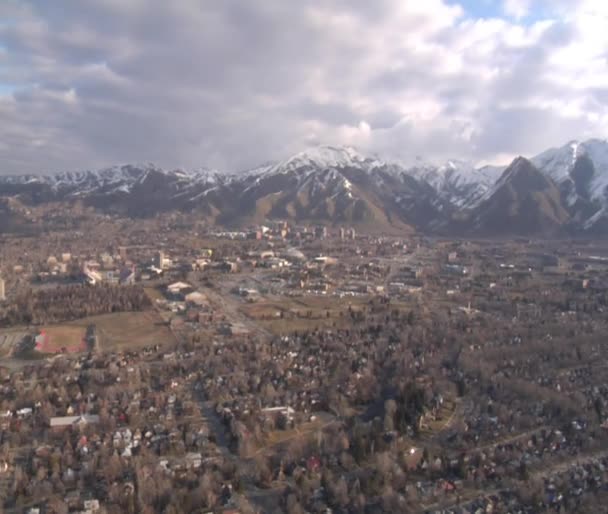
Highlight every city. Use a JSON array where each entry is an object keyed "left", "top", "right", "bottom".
[
  {"left": 2, "top": 0, "right": 608, "bottom": 512},
  {"left": 2, "top": 215, "right": 608, "bottom": 513}
]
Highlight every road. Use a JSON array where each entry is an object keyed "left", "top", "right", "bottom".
[{"left": 187, "top": 271, "right": 272, "bottom": 339}]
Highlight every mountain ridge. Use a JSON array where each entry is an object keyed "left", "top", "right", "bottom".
[{"left": 2, "top": 140, "right": 608, "bottom": 236}]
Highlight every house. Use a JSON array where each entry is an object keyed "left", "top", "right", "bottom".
[
  {"left": 238, "top": 288, "right": 260, "bottom": 301},
  {"left": 84, "top": 499, "right": 100, "bottom": 512},
  {"left": 119, "top": 267, "right": 136, "bottom": 285},
  {"left": 184, "top": 452, "right": 203, "bottom": 469},
  {"left": 313, "top": 256, "right": 337, "bottom": 267},
  {"left": 166, "top": 282, "right": 193, "bottom": 300},
  {"left": 217, "top": 260, "right": 238, "bottom": 273},
  {"left": 442, "top": 264, "right": 468, "bottom": 276},
  {"left": 17, "top": 407, "right": 33, "bottom": 418},
  {"left": 306, "top": 455, "right": 321, "bottom": 473},
  {"left": 262, "top": 406, "right": 295, "bottom": 422},
  {"left": 167, "top": 282, "right": 192, "bottom": 295},
  {"left": 84, "top": 268, "right": 103, "bottom": 285},
  {"left": 185, "top": 291, "right": 208, "bottom": 306},
  {"left": 218, "top": 322, "right": 250, "bottom": 337},
  {"left": 50, "top": 414, "right": 100, "bottom": 430}
]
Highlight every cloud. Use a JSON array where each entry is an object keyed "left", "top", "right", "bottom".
[
  {"left": 503, "top": 0, "right": 531, "bottom": 19},
  {"left": 0, "top": 0, "right": 606, "bottom": 174}
]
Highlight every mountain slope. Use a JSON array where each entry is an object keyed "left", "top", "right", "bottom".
[
  {"left": 0, "top": 164, "right": 226, "bottom": 217},
  {"left": 467, "top": 157, "right": 570, "bottom": 236},
  {"left": 210, "top": 147, "right": 433, "bottom": 230}
]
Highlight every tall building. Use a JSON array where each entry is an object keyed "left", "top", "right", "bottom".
[
  {"left": 0, "top": 277, "right": 5, "bottom": 301},
  {"left": 154, "top": 250, "right": 165, "bottom": 269}
]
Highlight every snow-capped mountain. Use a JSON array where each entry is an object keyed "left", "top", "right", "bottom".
[
  {"left": 409, "top": 160, "right": 505, "bottom": 208},
  {"left": 467, "top": 157, "right": 570, "bottom": 236},
  {"left": 532, "top": 139, "right": 608, "bottom": 231},
  {"left": 2, "top": 140, "right": 608, "bottom": 236},
  {"left": 0, "top": 163, "right": 228, "bottom": 217},
  {"left": 532, "top": 139, "right": 608, "bottom": 189},
  {"left": 0, "top": 164, "right": 212, "bottom": 195},
  {"left": 244, "top": 146, "right": 386, "bottom": 177},
  {"left": 208, "top": 146, "right": 435, "bottom": 229}
]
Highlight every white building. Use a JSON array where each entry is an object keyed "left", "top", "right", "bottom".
[{"left": 0, "top": 277, "right": 5, "bottom": 301}]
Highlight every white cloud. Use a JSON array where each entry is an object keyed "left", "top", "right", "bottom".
[
  {"left": 503, "top": 0, "right": 531, "bottom": 19},
  {"left": 0, "top": 0, "right": 606, "bottom": 174}
]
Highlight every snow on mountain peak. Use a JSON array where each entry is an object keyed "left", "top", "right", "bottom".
[
  {"left": 280, "top": 145, "right": 384, "bottom": 172},
  {"left": 532, "top": 138, "right": 608, "bottom": 198}
]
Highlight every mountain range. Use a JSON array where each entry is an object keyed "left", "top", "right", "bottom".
[{"left": 2, "top": 139, "right": 608, "bottom": 237}]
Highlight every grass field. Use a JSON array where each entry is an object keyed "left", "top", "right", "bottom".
[
  {"left": 239, "top": 296, "right": 412, "bottom": 335},
  {"left": 251, "top": 412, "right": 336, "bottom": 457},
  {"left": 37, "top": 326, "right": 85, "bottom": 353},
  {"left": 67, "top": 311, "right": 176, "bottom": 351},
  {"left": 240, "top": 295, "right": 388, "bottom": 335},
  {"left": 1, "top": 309, "right": 176, "bottom": 359}
]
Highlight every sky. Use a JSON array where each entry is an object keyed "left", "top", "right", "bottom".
[{"left": 0, "top": 0, "right": 607, "bottom": 175}]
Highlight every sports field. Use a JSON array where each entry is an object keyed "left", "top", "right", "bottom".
[
  {"left": 35, "top": 326, "right": 86, "bottom": 353},
  {"left": 67, "top": 310, "right": 176, "bottom": 351}
]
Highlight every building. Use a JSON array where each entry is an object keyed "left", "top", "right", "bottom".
[
  {"left": 442, "top": 264, "right": 468, "bottom": 276},
  {"left": 154, "top": 250, "right": 165, "bottom": 269},
  {"left": 82, "top": 263, "right": 104, "bottom": 286},
  {"left": 185, "top": 291, "right": 208, "bottom": 306},
  {"left": 119, "top": 267, "right": 136, "bottom": 285},
  {"left": 314, "top": 226, "right": 328, "bottom": 239},
  {"left": 0, "top": 277, "right": 5, "bottom": 301},
  {"left": 49, "top": 414, "right": 100, "bottom": 430},
  {"left": 167, "top": 281, "right": 193, "bottom": 298}
]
